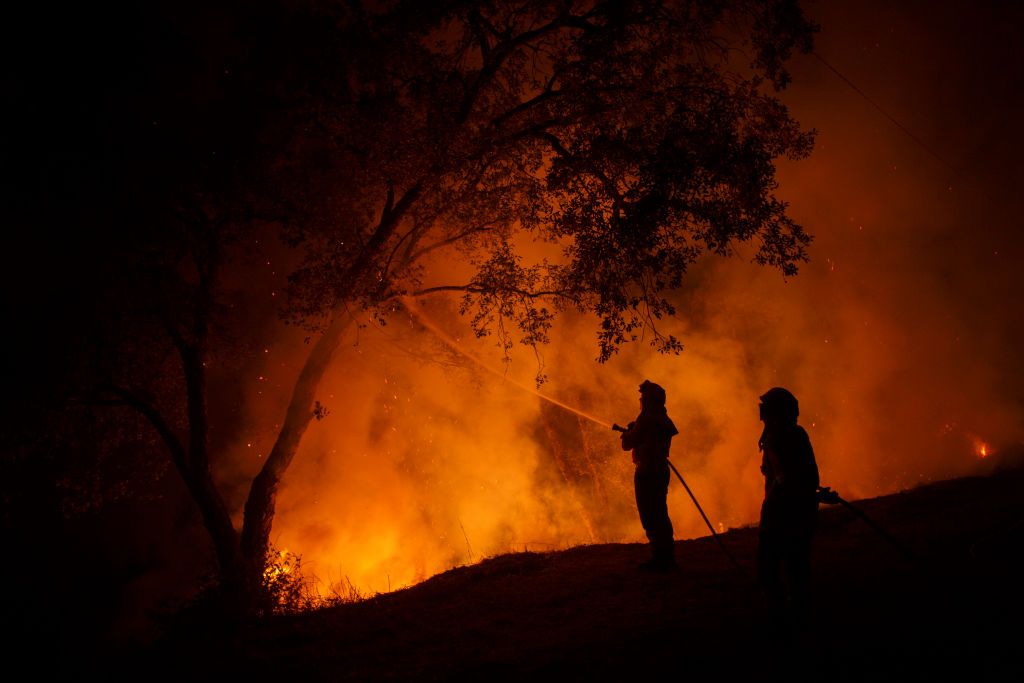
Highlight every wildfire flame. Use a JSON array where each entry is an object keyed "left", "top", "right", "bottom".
[
  {"left": 254, "top": 239, "right": 1024, "bottom": 601},
  {"left": 264, "top": 548, "right": 293, "bottom": 581}
]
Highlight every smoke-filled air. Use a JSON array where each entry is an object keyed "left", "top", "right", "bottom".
[{"left": 200, "top": 0, "right": 1024, "bottom": 599}]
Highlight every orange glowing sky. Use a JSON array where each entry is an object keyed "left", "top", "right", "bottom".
[{"left": 213, "top": 0, "right": 1024, "bottom": 597}]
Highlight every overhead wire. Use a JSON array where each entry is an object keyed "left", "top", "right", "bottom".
[{"left": 810, "top": 50, "right": 956, "bottom": 175}]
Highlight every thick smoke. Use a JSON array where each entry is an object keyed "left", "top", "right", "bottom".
[{"left": 227, "top": 0, "right": 1024, "bottom": 597}]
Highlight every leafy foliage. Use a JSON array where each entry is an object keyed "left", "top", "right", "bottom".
[
  {"left": 261, "top": 545, "right": 321, "bottom": 615},
  {"left": 281, "top": 0, "right": 816, "bottom": 365}
]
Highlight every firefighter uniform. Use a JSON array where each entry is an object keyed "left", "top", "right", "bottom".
[
  {"left": 620, "top": 381, "right": 679, "bottom": 570},
  {"left": 757, "top": 388, "right": 819, "bottom": 617}
]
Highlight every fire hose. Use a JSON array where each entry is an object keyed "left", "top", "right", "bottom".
[
  {"left": 612, "top": 425, "right": 916, "bottom": 574},
  {"left": 613, "top": 423, "right": 745, "bottom": 575},
  {"left": 407, "top": 300, "right": 916, "bottom": 571},
  {"left": 667, "top": 459, "right": 747, "bottom": 575},
  {"left": 816, "top": 486, "right": 918, "bottom": 565}
]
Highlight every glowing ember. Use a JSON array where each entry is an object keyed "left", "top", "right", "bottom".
[{"left": 975, "top": 442, "right": 990, "bottom": 459}]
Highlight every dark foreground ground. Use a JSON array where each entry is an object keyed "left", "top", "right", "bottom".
[{"left": 73, "top": 465, "right": 1024, "bottom": 680}]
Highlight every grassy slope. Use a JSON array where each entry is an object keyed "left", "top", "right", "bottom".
[{"left": 149, "top": 465, "right": 1024, "bottom": 681}]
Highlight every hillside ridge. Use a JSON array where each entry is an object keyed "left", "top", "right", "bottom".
[{"left": 134, "top": 465, "right": 1024, "bottom": 681}]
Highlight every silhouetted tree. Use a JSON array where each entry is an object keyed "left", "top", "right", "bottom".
[
  {"left": 14, "top": 0, "right": 816, "bottom": 613},
  {"left": 252, "top": 0, "right": 815, "bottom": 606}
]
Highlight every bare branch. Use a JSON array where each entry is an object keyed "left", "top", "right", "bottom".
[
  {"left": 380, "top": 224, "right": 423, "bottom": 282},
  {"left": 459, "top": 10, "right": 597, "bottom": 122},
  {"left": 490, "top": 70, "right": 563, "bottom": 127},
  {"left": 406, "top": 223, "right": 501, "bottom": 263},
  {"left": 100, "top": 385, "right": 190, "bottom": 479},
  {"left": 409, "top": 284, "right": 567, "bottom": 299}
]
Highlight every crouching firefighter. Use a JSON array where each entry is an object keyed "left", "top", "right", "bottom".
[
  {"left": 757, "top": 387, "right": 820, "bottom": 620},
  {"left": 619, "top": 380, "right": 679, "bottom": 571}
]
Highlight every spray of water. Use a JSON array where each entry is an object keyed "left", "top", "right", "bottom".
[
  {"left": 401, "top": 298, "right": 743, "bottom": 558},
  {"left": 401, "top": 297, "right": 614, "bottom": 429}
]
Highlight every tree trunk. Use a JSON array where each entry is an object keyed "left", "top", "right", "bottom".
[
  {"left": 179, "top": 339, "right": 248, "bottom": 609},
  {"left": 239, "top": 310, "right": 354, "bottom": 593},
  {"left": 235, "top": 182, "right": 420, "bottom": 601}
]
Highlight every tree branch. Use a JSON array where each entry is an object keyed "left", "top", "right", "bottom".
[
  {"left": 535, "top": 131, "right": 625, "bottom": 208},
  {"left": 468, "top": 9, "right": 492, "bottom": 62},
  {"left": 408, "top": 284, "right": 567, "bottom": 299},
  {"left": 100, "top": 385, "right": 191, "bottom": 480},
  {"left": 380, "top": 224, "right": 423, "bottom": 282},
  {"left": 406, "top": 222, "right": 500, "bottom": 263},
  {"left": 490, "top": 70, "right": 563, "bottom": 128},
  {"left": 380, "top": 182, "right": 395, "bottom": 226},
  {"left": 459, "top": 9, "right": 596, "bottom": 122}
]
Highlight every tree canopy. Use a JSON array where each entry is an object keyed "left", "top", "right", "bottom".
[{"left": 282, "top": 0, "right": 815, "bottom": 365}]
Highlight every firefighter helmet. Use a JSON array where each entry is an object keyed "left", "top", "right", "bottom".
[
  {"left": 639, "top": 380, "right": 667, "bottom": 407},
  {"left": 759, "top": 387, "right": 799, "bottom": 422}
]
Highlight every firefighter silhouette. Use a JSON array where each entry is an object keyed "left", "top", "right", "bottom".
[
  {"left": 757, "top": 387, "right": 819, "bottom": 618},
  {"left": 619, "top": 380, "right": 679, "bottom": 571}
]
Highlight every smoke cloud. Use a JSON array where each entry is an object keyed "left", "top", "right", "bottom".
[{"left": 223, "top": 0, "right": 1024, "bottom": 597}]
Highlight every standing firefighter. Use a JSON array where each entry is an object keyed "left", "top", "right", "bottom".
[
  {"left": 619, "top": 380, "right": 679, "bottom": 571},
  {"left": 757, "top": 387, "right": 819, "bottom": 620}
]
